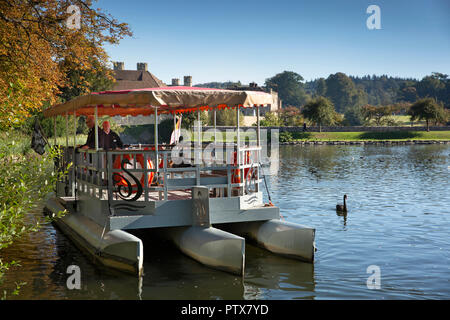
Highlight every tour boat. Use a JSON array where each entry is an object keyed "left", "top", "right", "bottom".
[{"left": 43, "top": 86, "right": 316, "bottom": 276}]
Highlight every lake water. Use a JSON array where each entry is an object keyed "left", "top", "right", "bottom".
[{"left": 1, "top": 144, "right": 449, "bottom": 299}]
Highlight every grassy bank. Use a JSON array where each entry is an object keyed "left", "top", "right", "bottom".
[
  {"left": 281, "top": 131, "right": 450, "bottom": 142},
  {"left": 50, "top": 130, "right": 450, "bottom": 145}
]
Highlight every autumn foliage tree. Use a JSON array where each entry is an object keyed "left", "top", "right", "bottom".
[
  {"left": 0, "top": 0, "right": 132, "bottom": 128},
  {"left": 279, "top": 106, "right": 304, "bottom": 126}
]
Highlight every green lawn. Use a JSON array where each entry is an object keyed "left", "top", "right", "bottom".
[
  {"left": 48, "top": 131, "right": 450, "bottom": 145},
  {"left": 288, "top": 131, "right": 450, "bottom": 141},
  {"left": 366, "top": 115, "right": 426, "bottom": 127},
  {"left": 55, "top": 134, "right": 87, "bottom": 146}
]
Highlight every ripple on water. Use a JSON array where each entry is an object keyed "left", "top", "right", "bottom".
[{"left": 2, "top": 145, "right": 450, "bottom": 299}]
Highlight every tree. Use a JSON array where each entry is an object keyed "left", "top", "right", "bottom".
[
  {"left": 194, "top": 81, "right": 242, "bottom": 89},
  {"left": 416, "top": 75, "right": 446, "bottom": 102},
  {"left": 408, "top": 98, "right": 447, "bottom": 131},
  {"left": 398, "top": 86, "right": 418, "bottom": 103},
  {"left": 259, "top": 112, "right": 280, "bottom": 127},
  {"left": 325, "top": 73, "right": 359, "bottom": 113},
  {"left": 315, "top": 78, "right": 327, "bottom": 97},
  {"left": 344, "top": 105, "right": 364, "bottom": 126},
  {"left": 210, "top": 108, "right": 244, "bottom": 126},
  {"left": 182, "top": 110, "right": 209, "bottom": 129},
  {"left": 0, "top": 0, "right": 131, "bottom": 128},
  {"left": 301, "top": 97, "right": 336, "bottom": 132},
  {"left": 279, "top": 106, "right": 304, "bottom": 126},
  {"left": 265, "top": 71, "right": 308, "bottom": 107},
  {"left": 361, "top": 105, "right": 393, "bottom": 126}
]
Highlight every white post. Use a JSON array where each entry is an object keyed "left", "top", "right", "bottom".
[
  {"left": 197, "top": 107, "right": 202, "bottom": 184},
  {"left": 256, "top": 105, "right": 260, "bottom": 192},
  {"left": 236, "top": 106, "right": 240, "bottom": 195},
  {"left": 197, "top": 107, "right": 201, "bottom": 146},
  {"left": 213, "top": 108, "right": 217, "bottom": 143},
  {"left": 72, "top": 111, "right": 76, "bottom": 197},
  {"left": 94, "top": 105, "right": 99, "bottom": 151},
  {"left": 53, "top": 117, "right": 57, "bottom": 146},
  {"left": 256, "top": 105, "right": 260, "bottom": 148},
  {"left": 173, "top": 112, "right": 176, "bottom": 143},
  {"left": 154, "top": 106, "right": 159, "bottom": 172},
  {"left": 65, "top": 112, "right": 69, "bottom": 149},
  {"left": 73, "top": 112, "right": 76, "bottom": 148}
]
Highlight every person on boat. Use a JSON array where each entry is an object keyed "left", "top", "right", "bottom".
[
  {"left": 80, "top": 115, "right": 103, "bottom": 149},
  {"left": 101, "top": 120, "right": 123, "bottom": 150}
]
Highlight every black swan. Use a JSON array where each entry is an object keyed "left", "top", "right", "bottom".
[{"left": 336, "top": 195, "right": 348, "bottom": 213}]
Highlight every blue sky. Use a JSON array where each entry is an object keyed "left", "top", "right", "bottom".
[{"left": 97, "top": 0, "right": 450, "bottom": 85}]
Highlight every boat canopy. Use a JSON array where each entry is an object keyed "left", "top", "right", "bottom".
[{"left": 43, "top": 86, "right": 274, "bottom": 117}]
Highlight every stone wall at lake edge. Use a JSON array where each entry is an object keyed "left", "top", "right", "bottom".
[{"left": 204, "top": 126, "right": 450, "bottom": 132}]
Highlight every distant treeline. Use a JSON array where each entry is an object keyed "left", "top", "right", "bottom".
[{"left": 196, "top": 71, "right": 450, "bottom": 113}]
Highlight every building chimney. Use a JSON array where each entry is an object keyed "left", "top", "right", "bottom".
[
  {"left": 172, "top": 78, "right": 180, "bottom": 86},
  {"left": 113, "top": 61, "right": 124, "bottom": 70},
  {"left": 137, "top": 62, "right": 148, "bottom": 71},
  {"left": 184, "top": 75, "right": 192, "bottom": 87}
]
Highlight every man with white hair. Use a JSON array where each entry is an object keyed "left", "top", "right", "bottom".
[{"left": 101, "top": 120, "right": 123, "bottom": 150}]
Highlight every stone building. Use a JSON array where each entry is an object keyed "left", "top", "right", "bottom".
[
  {"left": 110, "top": 62, "right": 281, "bottom": 126},
  {"left": 228, "top": 82, "right": 282, "bottom": 126},
  {"left": 111, "top": 61, "right": 166, "bottom": 90}
]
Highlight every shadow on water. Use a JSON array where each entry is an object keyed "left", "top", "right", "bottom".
[
  {"left": 132, "top": 229, "right": 316, "bottom": 300},
  {"left": 131, "top": 229, "right": 245, "bottom": 300},
  {"left": 358, "top": 131, "right": 422, "bottom": 140},
  {"left": 244, "top": 245, "right": 315, "bottom": 300}
]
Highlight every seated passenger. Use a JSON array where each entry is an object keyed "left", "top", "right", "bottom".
[{"left": 101, "top": 121, "right": 123, "bottom": 150}]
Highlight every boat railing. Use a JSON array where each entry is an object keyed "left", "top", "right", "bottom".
[{"left": 57, "top": 145, "right": 262, "bottom": 203}]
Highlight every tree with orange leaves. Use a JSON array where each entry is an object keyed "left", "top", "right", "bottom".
[{"left": 0, "top": 0, "right": 132, "bottom": 128}]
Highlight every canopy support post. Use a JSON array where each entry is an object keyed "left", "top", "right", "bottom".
[
  {"left": 256, "top": 105, "right": 260, "bottom": 193},
  {"left": 197, "top": 107, "right": 201, "bottom": 145},
  {"left": 256, "top": 105, "right": 260, "bottom": 147},
  {"left": 72, "top": 111, "right": 76, "bottom": 197},
  {"left": 94, "top": 105, "right": 99, "bottom": 151},
  {"left": 65, "top": 112, "right": 69, "bottom": 149},
  {"left": 236, "top": 106, "right": 241, "bottom": 196},
  {"left": 195, "top": 107, "right": 202, "bottom": 169},
  {"left": 213, "top": 108, "right": 217, "bottom": 143},
  {"left": 154, "top": 106, "right": 159, "bottom": 172},
  {"left": 53, "top": 117, "right": 57, "bottom": 146},
  {"left": 173, "top": 112, "right": 176, "bottom": 143}
]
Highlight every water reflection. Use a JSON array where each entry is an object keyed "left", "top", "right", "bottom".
[
  {"left": 244, "top": 245, "right": 315, "bottom": 300},
  {"left": 336, "top": 211, "right": 347, "bottom": 228},
  {"left": 2, "top": 144, "right": 449, "bottom": 299}
]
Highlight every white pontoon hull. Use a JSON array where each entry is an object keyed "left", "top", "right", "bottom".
[
  {"left": 218, "top": 219, "right": 315, "bottom": 263},
  {"left": 45, "top": 196, "right": 144, "bottom": 276}
]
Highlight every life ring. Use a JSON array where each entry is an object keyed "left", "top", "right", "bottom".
[
  {"left": 113, "top": 154, "right": 155, "bottom": 191},
  {"left": 143, "top": 147, "right": 164, "bottom": 168},
  {"left": 231, "top": 151, "right": 252, "bottom": 184}
]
